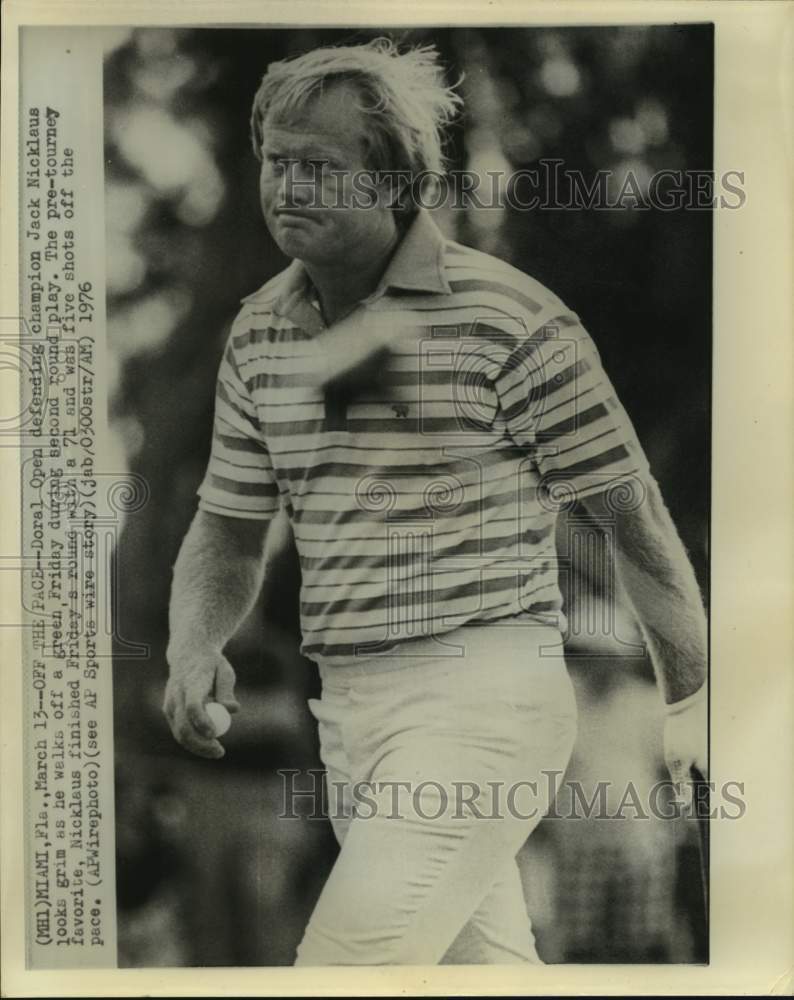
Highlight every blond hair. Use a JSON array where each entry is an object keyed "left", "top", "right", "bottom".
[{"left": 250, "top": 37, "right": 462, "bottom": 180}]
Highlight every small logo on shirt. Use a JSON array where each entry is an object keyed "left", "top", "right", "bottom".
[{"left": 392, "top": 404, "right": 409, "bottom": 418}]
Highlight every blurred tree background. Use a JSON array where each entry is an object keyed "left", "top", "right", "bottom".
[{"left": 105, "top": 24, "right": 712, "bottom": 966}]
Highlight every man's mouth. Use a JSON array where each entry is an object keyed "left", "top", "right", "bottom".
[{"left": 275, "top": 208, "right": 318, "bottom": 223}]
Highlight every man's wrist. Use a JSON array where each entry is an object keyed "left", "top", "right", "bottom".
[
  {"left": 166, "top": 633, "right": 222, "bottom": 671},
  {"left": 664, "top": 679, "right": 707, "bottom": 716}
]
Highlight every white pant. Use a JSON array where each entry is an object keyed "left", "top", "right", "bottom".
[{"left": 294, "top": 622, "right": 578, "bottom": 965}]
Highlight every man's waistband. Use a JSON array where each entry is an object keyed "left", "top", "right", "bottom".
[{"left": 316, "top": 614, "right": 564, "bottom": 688}]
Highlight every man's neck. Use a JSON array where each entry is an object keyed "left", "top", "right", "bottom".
[{"left": 303, "top": 219, "right": 401, "bottom": 326}]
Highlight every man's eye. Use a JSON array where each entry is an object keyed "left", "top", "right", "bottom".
[{"left": 264, "top": 155, "right": 288, "bottom": 174}]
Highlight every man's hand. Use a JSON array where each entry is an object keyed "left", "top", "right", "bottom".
[
  {"left": 163, "top": 646, "right": 240, "bottom": 759},
  {"left": 663, "top": 682, "right": 708, "bottom": 808}
]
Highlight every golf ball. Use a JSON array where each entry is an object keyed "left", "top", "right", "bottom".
[{"left": 205, "top": 701, "right": 231, "bottom": 737}]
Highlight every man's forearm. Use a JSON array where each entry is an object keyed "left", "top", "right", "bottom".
[
  {"left": 617, "top": 551, "right": 707, "bottom": 704},
  {"left": 168, "top": 509, "right": 269, "bottom": 659},
  {"left": 612, "top": 480, "right": 707, "bottom": 704},
  {"left": 582, "top": 476, "right": 707, "bottom": 705}
]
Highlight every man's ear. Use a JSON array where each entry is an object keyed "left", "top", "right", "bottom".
[
  {"left": 391, "top": 176, "right": 413, "bottom": 214},
  {"left": 369, "top": 168, "right": 411, "bottom": 213}
]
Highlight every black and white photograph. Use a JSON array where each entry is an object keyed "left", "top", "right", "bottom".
[
  {"left": 2, "top": 2, "right": 792, "bottom": 995},
  {"left": 107, "top": 24, "right": 713, "bottom": 967}
]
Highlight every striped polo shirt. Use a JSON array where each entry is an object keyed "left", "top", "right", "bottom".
[{"left": 197, "top": 209, "right": 650, "bottom": 666}]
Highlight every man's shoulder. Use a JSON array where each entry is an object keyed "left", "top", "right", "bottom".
[
  {"left": 438, "top": 239, "right": 583, "bottom": 357},
  {"left": 238, "top": 263, "right": 296, "bottom": 310},
  {"left": 441, "top": 239, "right": 573, "bottom": 325},
  {"left": 223, "top": 264, "right": 299, "bottom": 354}
]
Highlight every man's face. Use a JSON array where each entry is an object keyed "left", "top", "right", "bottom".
[{"left": 258, "top": 81, "right": 392, "bottom": 265}]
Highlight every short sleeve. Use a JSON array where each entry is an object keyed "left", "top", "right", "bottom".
[
  {"left": 494, "top": 315, "right": 650, "bottom": 503},
  {"left": 196, "top": 336, "right": 280, "bottom": 520}
]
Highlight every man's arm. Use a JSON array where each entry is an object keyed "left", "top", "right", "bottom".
[
  {"left": 581, "top": 474, "right": 708, "bottom": 782},
  {"left": 164, "top": 509, "right": 270, "bottom": 759},
  {"left": 490, "top": 300, "right": 707, "bottom": 783}
]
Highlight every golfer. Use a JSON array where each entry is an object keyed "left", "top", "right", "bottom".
[{"left": 164, "top": 38, "right": 708, "bottom": 965}]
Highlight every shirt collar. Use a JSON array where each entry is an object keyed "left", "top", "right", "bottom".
[
  {"left": 373, "top": 208, "right": 451, "bottom": 296},
  {"left": 268, "top": 209, "right": 451, "bottom": 321}
]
